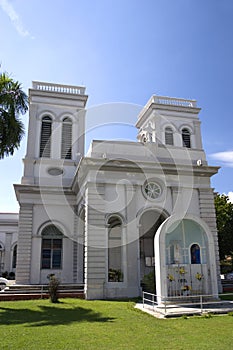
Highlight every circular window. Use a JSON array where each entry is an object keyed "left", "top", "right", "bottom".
[
  {"left": 143, "top": 181, "right": 162, "bottom": 200},
  {"left": 47, "top": 167, "right": 63, "bottom": 176}
]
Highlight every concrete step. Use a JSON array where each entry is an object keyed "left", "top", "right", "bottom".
[{"left": 0, "top": 284, "right": 85, "bottom": 301}]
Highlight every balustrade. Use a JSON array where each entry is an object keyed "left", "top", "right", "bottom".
[
  {"left": 152, "top": 95, "right": 197, "bottom": 107},
  {"left": 32, "top": 81, "right": 85, "bottom": 95}
]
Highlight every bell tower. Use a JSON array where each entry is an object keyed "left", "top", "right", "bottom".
[
  {"left": 136, "top": 95, "right": 203, "bottom": 150},
  {"left": 21, "top": 81, "right": 88, "bottom": 187}
]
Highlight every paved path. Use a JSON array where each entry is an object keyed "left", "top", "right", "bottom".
[{"left": 135, "top": 301, "right": 233, "bottom": 318}]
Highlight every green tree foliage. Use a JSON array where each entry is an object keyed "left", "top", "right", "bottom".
[
  {"left": 214, "top": 193, "right": 233, "bottom": 260},
  {"left": 0, "top": 72, "right": 28, "bottom": 159}
]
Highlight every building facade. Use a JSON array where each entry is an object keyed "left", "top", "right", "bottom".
[
  {"left": 0, "top": 213, "right": 18, "bottom": 277},
  {"left": 1, "top": 81, "right": 221, "bottom": 301}
]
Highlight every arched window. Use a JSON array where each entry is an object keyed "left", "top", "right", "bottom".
[
  {"left": 191, "top": 244, "right": 201, "bottom": 264},
  {"left": 108, "top": 216, "right": 123, "bottom": 282},
  {"left": 41, "top": 225, "right": 63, "bottom": 269},
  {"left": 61, "top": 117, "right": 72, "bottom": 159},
  {"left": 12, "top": 244, "right": 17, "bottom": 269},
  {"left": 40, "top": 116, "right": 52, "bottom": 157},
  {"left": 165, "top": 127, "right": 174, "bottom": 145},
  {"left": 182, "top": 128, "right": 191, "bottom": 148}
]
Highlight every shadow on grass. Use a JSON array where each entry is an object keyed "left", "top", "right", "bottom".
[{"left": 0, "top": 305, "right": 115, "bottom": 327}]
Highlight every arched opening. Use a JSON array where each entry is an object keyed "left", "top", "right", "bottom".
[
  {"left": 139, "top": 210, "right": 166, "bottom": 287},
  {"left": 108, "top": 216, "right": 123, "bottom": 282},
  {"left": 163, "top": 219, "right": 210, "bottom": 297},
  {"left": 40, "top": 116, "right": 52, "bottom": 157},
  {"left": 191, "top": 243, "right": 201, "bottom": 264}
]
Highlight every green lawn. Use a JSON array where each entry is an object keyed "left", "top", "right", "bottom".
[{"left": 0, "top": 298, "right": 233, "bottom": 350}]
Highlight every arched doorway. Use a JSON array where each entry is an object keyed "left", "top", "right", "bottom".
[{"left": 139, "top": 210, "right": 167, "bottom": 286}]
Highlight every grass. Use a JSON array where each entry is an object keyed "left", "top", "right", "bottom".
[{"left": 0, "top": 298, "right": 233, "bottom": 350}]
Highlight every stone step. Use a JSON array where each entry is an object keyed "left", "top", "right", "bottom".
[
  {"left": 6, "top": 283, "right": 84, "bottom": 291},
  {"left": 0, "top": 284, "right": 85, "bottom": 301}
]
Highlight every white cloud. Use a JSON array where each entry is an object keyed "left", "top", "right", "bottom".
[
  {"left": 0, "top": 0, "right": 32, "bottom": 38},
  {"left": 228, "top": 192, "right": 233, "bottom": 203},
  {"left": 210, "top": 150, "right": 233, "bottom": 167}
]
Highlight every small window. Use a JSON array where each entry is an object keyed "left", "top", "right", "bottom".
[
  {"left": 182, "top": 128, "right": 191, "bottom": 148},
  {"left": 165, "top": 127, "right": 174, "bottom": 145},
  {"left": 41, "top": 225, "right": 63, "bottom": 269},
  {"left": 61, "top": 117, "right": 72, "bottom": 159},
  {"left": 40, "top": 116, "right": 52, "bottom": 157},
  {"left": 191, "top": 244, "right": 201, "bottom": 264}
]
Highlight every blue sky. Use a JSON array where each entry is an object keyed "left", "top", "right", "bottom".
[{"left": 0, "top": 0, "right": 233, "bottom": 212}]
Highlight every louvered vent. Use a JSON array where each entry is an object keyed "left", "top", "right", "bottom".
[
  {"left": 182, "top": 128, "right": 191, "bottom": 148},
  {"left": 165, "top": 127, "right": 174, "bottom": 145},
  {"left": 40, "top": 116, "right": 52, "bottom": 157},
  {"left": 61, "top": 117, "right": 72, "bottom": 159}
]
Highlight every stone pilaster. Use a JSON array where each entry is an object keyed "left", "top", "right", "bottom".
[
  {"left": 73, "top": 207, "right": 84, "bottom": 284},
  {"left": 73, "top": 241, "right": 78, "bottom": 283},
  {"left": 73, "top": 209, "right": 78, "bottom": 283},
  {"left": 15, "top": 204, "right": 33, "bottom": 284},
  {"left": 84, "top": 183, "right": 106, "bottom": 299},
  {"left": 125, "top": 184, "right": 140, "bottom": 296},
  {"left": 4, "top": 232, "right": 12, "bottom": 272},
  {"left": 199, "top": 188, "right": 222, "bottom": 292}
]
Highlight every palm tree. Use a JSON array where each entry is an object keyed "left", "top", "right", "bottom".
[{"left": 0, "top": 72, "right": 28, "bottom": 159}]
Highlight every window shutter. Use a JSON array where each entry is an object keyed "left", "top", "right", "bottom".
[
  {"left": 61, "top": 118, "right": 72, "bottom": 159},
  {"left": 165, "top": 127, "right": 174, "bottom": 145},
  {"left": 40, "top": 117, "right": 52, "bottom": 157},
  {"left": 182, "top": 128, "right": 191, "bottom": 148}
]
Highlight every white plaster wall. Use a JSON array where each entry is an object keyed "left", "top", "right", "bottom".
[
  {"left": 30, "top": 203, "right": 75, "bottom": 284},
  {"left": 0, "top": 215, "right": 18, "bottom": 274}
]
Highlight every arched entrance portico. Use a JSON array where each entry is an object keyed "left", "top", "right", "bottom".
[
  {"left": 138, "top": 209, "right": 167, "bottom": 286},
  {"left": 155, "top": 215, "right": 219, "bottom": 304}
]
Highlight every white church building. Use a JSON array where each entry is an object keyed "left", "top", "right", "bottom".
[{"left": 0, "top": 81, "right": 221, "bottom": 300}]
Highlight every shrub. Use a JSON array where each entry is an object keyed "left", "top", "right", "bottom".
[
  {"left": 108, "top": 269, "right": 123, "bottom": 282},
  {"left": 141, "top": 271, "right": 156, "bottom": 294},
  {"left": 1, "top": 271, "right": 8, "bottom": 278},
  {"left": 8, "top": 272, "right": 15, "bottom": 280},
  {"left": 48, "top": 274, "right": 60, "bottom": 303}
]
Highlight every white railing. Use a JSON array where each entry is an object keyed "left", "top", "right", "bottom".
[
  {"left": 32, "top": 81, "right": 86, "bottom": 95},
  {"left": 142, "top": 291, "right": 233, "bottom": 316},
  {"left": 152, "top": 95, "right": 197, "bottom": 107}
]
